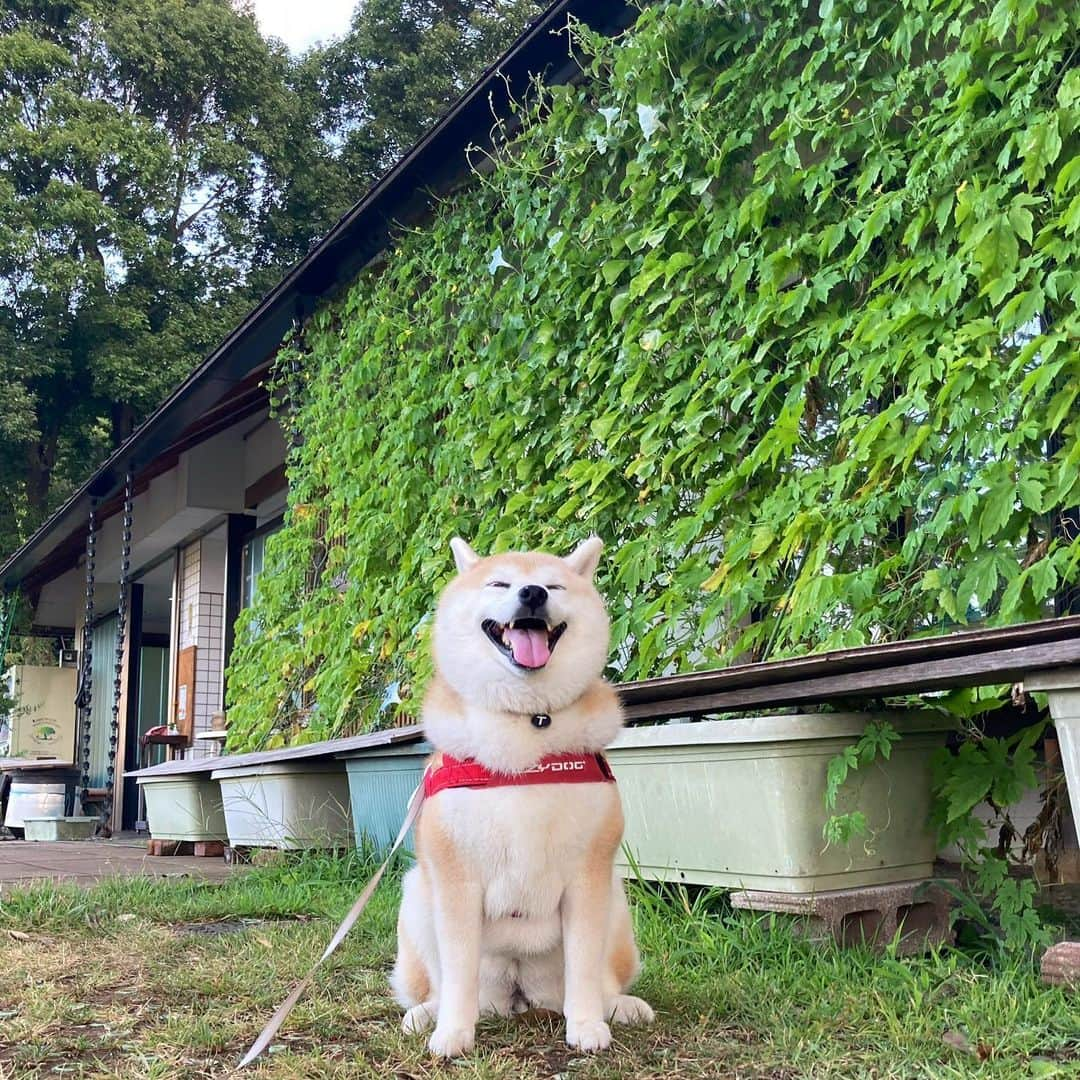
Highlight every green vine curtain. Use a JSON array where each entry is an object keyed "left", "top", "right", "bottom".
[{"left": 227, "top": 0, "right": 1080, "bottom": 751}]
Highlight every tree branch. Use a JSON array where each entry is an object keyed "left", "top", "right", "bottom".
[{"left": 175, "top": 179, "right": 231, "bottom": 238}]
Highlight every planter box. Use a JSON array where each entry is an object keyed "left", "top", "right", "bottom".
[
  {"left": 608, "top": 712, "right": 950, "bottom": 892},
  {"left": 136, "top": 774, "right": 227, "bottom": 842},
  {"left": 212, "top": 761, "right": 353, "bottom": 849},
  {"left": 22, "top": 816, "right": 97, "bottom": 841},
  {"left": 341, "top": 741, "right": 431, "bottom": 851}
]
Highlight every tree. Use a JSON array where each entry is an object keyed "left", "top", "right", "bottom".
[
  {"left": 0, "top": 0, "right": 333, "bottom": 554},
  {"left": 304, "top": 0, "right": 546, "bottom": 185},
  {"left": 0, "top": 0, "right": 546, "bottom": 563}
]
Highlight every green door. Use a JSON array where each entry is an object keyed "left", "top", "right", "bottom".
[{"left": 137, "top": 646, "right": 169, "bottom": 739}]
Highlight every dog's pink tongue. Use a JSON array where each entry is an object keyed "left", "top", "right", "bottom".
[{"left": 507, "top": 627, "right": 550, "bottom": 668}]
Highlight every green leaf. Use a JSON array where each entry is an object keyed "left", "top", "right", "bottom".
[
  {"left": 1019, "top": 114, "right": 1062, "bottom": 189},
  {"left": 750, "top": 524, "right": 775, "bottom": 557},
  {"left": 944, "top": 769, "right": 992, "bottom": 822},
  {"left": 1057, "top": 68, "right": 1080, "bottom": 110},
  {"left": 1029, "top": 556, "right": 1058, "bottom": 599},
  {"left": 1017, "top": 475, "right": 1044, "bottom": 512},
  {"left": 1007, "top": 204, "right": 1033, "bottom": 244},
  {"left": 1055, "top": 154, "right": 1080, "bottom": 196},
  {"left": 629, "top": 261, "right": 667, "bottom": 299},
  {"left": 973, "top": 214, "right": 1018, "bottom": 281},
  {"left": 590, "top": 413, "right": 618, "bottom": 442},
  {"left": 664, "top": 251, "right": 696, "bottom": 282},
  {"left": 987, "top": 0, "right": 1012, "bottom": 41},
  {"left": 602, "top": 259, "right": 629, "bottom": 285}
]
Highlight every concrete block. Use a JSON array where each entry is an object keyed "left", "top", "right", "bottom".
[
  {"left": 147, "top": 839, "right": 192, "bottom": 856},
  {"left": 1041, "top": 941, "right": 1080, "bottom": 989},
  {"left": 731, "top": 878, "right": 955, "bottom": 955}
]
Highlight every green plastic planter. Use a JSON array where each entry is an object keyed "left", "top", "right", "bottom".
[
  {"left": 212, "top": 761, "right": 353, "bottom": 849},
  {"left": 136, "top": 773, "right": 227, "bottom": 843},
  {"left": 341, "top": 741, "right": 432, "bottom": 851},
  {"left": 608, "top": 712, "right": 951, "bottom": 892},
  {"left": 22, "top": 816, "right": 96, "bottom": 841}
]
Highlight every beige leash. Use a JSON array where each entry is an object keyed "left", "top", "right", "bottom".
[{"left": 238, "top": 780, "right": 426, "bottom": 1068}]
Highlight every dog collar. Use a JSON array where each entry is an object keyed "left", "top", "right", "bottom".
[{"left": 423, "top": 751, "right": 615, "bottom": 798}]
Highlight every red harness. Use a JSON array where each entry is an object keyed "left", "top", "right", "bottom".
[{"left": 423, "top": 751, "right": 615, "bottom": 798}]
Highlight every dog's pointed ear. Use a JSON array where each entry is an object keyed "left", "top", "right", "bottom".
[
  {"left": 563, "top": 536, "right": 603, "bottom": 579},
  {"left": 449, "top": 537, "right": 480, "bottom": 574}
]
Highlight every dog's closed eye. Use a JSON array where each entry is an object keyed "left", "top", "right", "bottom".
[
  {"left": 486, "top": 581, "right": 510, "bottom": 588},
  {"left": 546, "top": 584, "right": 566, "bottom": 591}
]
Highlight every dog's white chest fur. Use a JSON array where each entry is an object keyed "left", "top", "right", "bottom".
[{"left": 439, "top": 784, "right": 615, "bottom": 919}]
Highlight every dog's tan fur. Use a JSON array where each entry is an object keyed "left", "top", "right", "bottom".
[{"left": 391, "top": 537, "right": 652, "bottom": 1057}]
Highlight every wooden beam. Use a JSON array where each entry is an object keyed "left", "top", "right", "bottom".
[
  {"left": 244, "top": 463, "right": 287, "bottom": 510},
  {"left": 618, "top": 615, "right": 1080, "bottom": 707},
  {"left": 26, "top": 624, "right": 76, "bottom": 639},
  {"left": 621, "top": 636, "right": 1080, "bottom": 723}
]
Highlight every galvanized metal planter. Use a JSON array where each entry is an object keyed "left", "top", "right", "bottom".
[
  {"left": 4, "top": 780, "right": 69, "bottom": 829},
  {"left": 136, "top": 773, "right": 227, "bottom": 843},
  {"left": 608, "top": 712, "right": 951, "bottom": 893},
  {"left": 212, "top": 761, "right": 353, "bottom": 849}
]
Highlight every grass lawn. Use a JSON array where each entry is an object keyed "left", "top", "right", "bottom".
[{"left": 0, "top": 853, "right": 1076, "bottom": 1079}]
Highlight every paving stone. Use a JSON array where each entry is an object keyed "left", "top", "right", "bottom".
[
  {"left": 0, "top": 839, "right": 237, "bottom": 888},
  {"left": 731, "top": 878, "right": 955, "bottom": 955}
]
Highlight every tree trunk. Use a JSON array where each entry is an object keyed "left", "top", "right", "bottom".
[
  {"left": 24, "top": 434, "right": 58, "bottom": 522},
  {"left": 110, "top": 402, "right": 136, "bottom": 448}
]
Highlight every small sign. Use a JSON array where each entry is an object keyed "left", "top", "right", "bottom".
[{"left": 30, "top": 721, "right": 60, "bottom": 747}]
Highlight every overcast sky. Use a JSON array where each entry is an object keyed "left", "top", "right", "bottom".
[{"left": 251, "top": 0, "right": 355, "bottom": 52}]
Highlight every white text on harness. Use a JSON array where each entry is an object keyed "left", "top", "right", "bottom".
[{"left": 524, "top": 759, "right": 586, "bottom": 774}]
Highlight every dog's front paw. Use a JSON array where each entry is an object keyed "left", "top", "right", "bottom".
[
  {"left": 566, "top": 1018, "right": 611, "bottom": 1052},
  {"left": 609, "top": 994, "right": 654, "bottom": 1026},
  {"left": 402, "top": 1002, "right": 436, "bottom": 1035},
  {"left": 428, "top": 1025, "right": 475, "bottom": 1058}
]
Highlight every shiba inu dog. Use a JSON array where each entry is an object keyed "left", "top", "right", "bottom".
[{"left": 391, "top": 536, "right": 653, "bottom": 1057}]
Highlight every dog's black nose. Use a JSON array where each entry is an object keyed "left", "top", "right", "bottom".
[{"left": 518, "top": 585, "right": 548, "bottom": 610}]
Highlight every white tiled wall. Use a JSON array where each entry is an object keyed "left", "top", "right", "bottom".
[
  {"left": 176, "top": 537, "right": 226, "bottom": 760},
  {"left": 179, "top": 542, "right": 200, "bottom": 650},
  {"left": 195, "top": 592, "right": 224, "bottom": 725}
]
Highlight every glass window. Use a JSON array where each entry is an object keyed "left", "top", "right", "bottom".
[{"left": 241, "top": 527, "right": 279, "bottom": 610}]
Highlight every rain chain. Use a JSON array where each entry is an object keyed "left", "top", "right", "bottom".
[
  {"left": 103, "top": 470, "right": 134, "bottom": 831},
  {"left": 76, "top": 499, "right": 97, "bottom": 810}
]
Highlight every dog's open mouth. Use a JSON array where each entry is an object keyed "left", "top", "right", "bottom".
[{"left": 482, "top": 617, "right": 567, "bottom": 670}]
